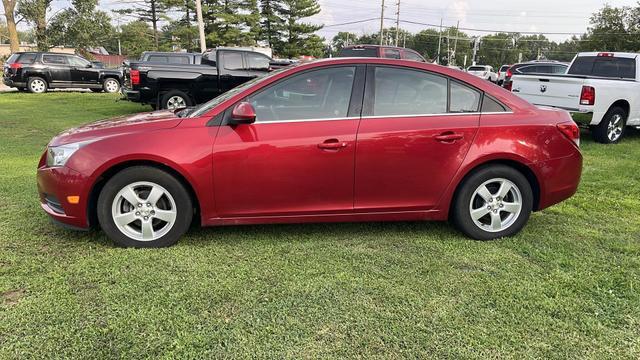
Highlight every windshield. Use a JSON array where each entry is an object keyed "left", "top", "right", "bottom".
[{"left": 188, "top": 66, "right": 292, "bottom": 118}]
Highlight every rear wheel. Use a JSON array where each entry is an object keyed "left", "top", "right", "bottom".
[
  {"left": 452, "top": 165, "right": 533, "bottom": 240},
  {"left": 27, "top": 77, "right": 48, "bottom": 94},
  {"left": 591, "top": 106, "right": 627, "bottom": 144},
  {"left": 97, "top": 166, "right": 193, "bottom": 248},
  {"left": 161, "top": 90, "right": 192, "bottom": 110}
]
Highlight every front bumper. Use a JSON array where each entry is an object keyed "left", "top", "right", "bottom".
[{"left": 37, "top": 165, "right": 91, "bottom": 230}]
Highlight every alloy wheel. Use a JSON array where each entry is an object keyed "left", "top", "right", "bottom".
[
  {"left": 30, "top": 79, "right": 46, "bottom": 93},
  {"left": 469, "top": 178, "right": 523, "bottom": 233},
  {"left": 111, "top": 181, "right": 177, "bottom": 241},
  {"left": 607, "top": 114, "right": 624, "bottom": 142},
  {"left": 166, "top": 96, "right": 187, "bottom": 109},
  {"left": 104, "top": 79, "right": 120, "bottom": 93}
]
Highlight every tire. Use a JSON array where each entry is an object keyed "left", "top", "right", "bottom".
[
  {"left": 90, "top": 88, "right": 103, "bottom": 93},
  {"left": 161, "top": 90, "right": 192, "bottom": 110},
  {"left": 452, "top": 165, "right": 533, "bottom": 241},
  {"left": 27, "top": 77, "right": 48, "bottom": 94},
  {"left": 97, "top": 166, "right": 193, "bottom": 248},
  {"left": 591, "top": 106, "right": 627, "bottom": 144},
  {"left": 103, "top": 78, "right": 121, "bottom": 93}
]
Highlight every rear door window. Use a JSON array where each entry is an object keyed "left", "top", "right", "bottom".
[
  {"left": 450, "top": 81, "right": 481, "bottom": 113},
  {"left": 246, "top": 53, "right": 271, "bottom": 71},
  {"left": 147, "top": 55, "right": 168, "bottom": 63},
  {"left": 42, "top": 55, "right": 68, "bottom": 65},
  {"left": 167, "top": 56, "right": 190, "bottom": 64},
  {"left": 223, "top": 52, "right": 244, "bottom": 71},
  {"left": 373, "top": 67, "right": 448, "bottom": 116}
]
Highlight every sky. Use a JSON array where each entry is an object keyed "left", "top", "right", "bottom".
[
  {"left": 309, "top": 0, "right": 639, "bottom": 42},
  {"left": 22, "top": 0, "right": 640, "bottom": 43}
]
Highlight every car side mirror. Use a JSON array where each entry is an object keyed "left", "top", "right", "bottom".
[
  {"left": 230, "top": 102, "right": 256, "bottom": 124},
  {"left": 86, "top": 63, "right": 93, "bottom": 68}
]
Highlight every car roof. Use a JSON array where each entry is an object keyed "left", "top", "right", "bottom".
[{"left": 342, "top": 44, "right": 414, "bottom": 51}]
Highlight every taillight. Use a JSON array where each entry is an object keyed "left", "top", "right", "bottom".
[
  {"left": 580, "top": 86, "right": 595, "bottom": 105},
  {"left": 597, "top": 52, "right": 614, "bottom": 57},
  {"left": 130, "top": 69, "right": 140, "bottom": 85},
  {"left": 9, "top": 63, "right": 22, "bottom": 69},
  {"left": 506, "top": 68, "right": 512, "bottom": 78},
  {"left": 557, "top": 121, "right": 580, "bottom": 147}
]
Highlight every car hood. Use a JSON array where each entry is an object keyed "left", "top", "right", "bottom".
[{"left": 49, "top": 110, "right": 183, "bottom": 147}]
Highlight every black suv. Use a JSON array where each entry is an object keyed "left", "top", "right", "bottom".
[
  {"left": 2, "top": 52, "right": 123, "bottom": 93},
  {"left": 502, "top": 61, "right": 569, "bottom": 90}
]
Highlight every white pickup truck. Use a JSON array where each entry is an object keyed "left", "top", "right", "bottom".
[{"left": 511, "top": 52, "right": 640, "bottom": 144}]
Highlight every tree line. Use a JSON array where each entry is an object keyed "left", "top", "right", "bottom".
[
  {"left": 1, "top": 0, "right": 325, "bottom": 58},
  {"left": 2, "top": 2, "right": 640, "bottom": 64}
]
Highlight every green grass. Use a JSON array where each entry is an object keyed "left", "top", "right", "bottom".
[{"left": 1, "top": 92, "right": 639, "bottom": 359}]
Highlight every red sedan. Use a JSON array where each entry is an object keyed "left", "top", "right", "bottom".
[{"left": 37, "top": 58, "right": 582, "bottom": 247}]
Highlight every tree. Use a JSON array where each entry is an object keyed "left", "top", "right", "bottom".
[
  {"left": 330, "top": 31, "right": 357, "bottom": 52},
  {"left": 114, "top": 0, "right": 173, "bottom": 50},
  {"left": 1, "top": 0, "right": 19, "bottom": 52},
  {"left": 48, "top": 0, "right": 114, "bottom": 51},
  {"left": 16, "top": 0, "right": 52, "bottom": 51},
  {"left": 278, "top": 0, "right": 323, "bottom": 58},
  {"left": 119, "top": 20, "right": 155, "bottom": 58},
  {"left": 201, "top": 0, "right": 260, "bottom": 47},
  {"left": 259, "top": 0, "right": 284, "bottom": 48},
  {"left": 583, "top": 4, "right": 639, "bottom": 52}
]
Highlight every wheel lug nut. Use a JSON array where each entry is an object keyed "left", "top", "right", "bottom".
[
  {"left": 487, "top": 206, "right": 491, "bottom": 210},
  {"left": 138, "top": 204, "right": 142, "bottom": 207},
  {"left": 135, "top": 212, "right": 140, "bottom": 216},
  {"left": 144, "top": 216, "right": 149, "bottom": 220}
]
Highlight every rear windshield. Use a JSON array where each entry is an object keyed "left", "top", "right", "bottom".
[
  {"left": 568, "top": 56, "right": 636, "bottom": 79},
  {"left": 338, "top": 48, "right": 378, "bottom": 58},
  {"left": 6, "top": 54, "right": 19, "bottom": 63},
  {"left": 468, "top": 66, "right": 486, "bottom": 71},
  {"left": 500, "top": 65, "right": 510, "bottom": 72}
]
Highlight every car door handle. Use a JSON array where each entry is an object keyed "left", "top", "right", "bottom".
[
  {"left": 318, "top": 139, "right": 348, "bottom": 150},
  {"left": 434, "top": 132, "right": 464, "bottom": 143}
]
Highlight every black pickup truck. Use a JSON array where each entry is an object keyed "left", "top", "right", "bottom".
[
  {"left": 122, "top": 49, "right": 292, "bottom": 109},
  {"left": 2, "top": 52, "right": 123, "bottom": 93}
]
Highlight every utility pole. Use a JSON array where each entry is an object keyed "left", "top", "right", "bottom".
[
  {"left": 195, "top": 0, "right": 207, "bottom": 53},
  {"left": 446, "top": 28, "right": 451, "bottom": 65},
  {"left": 452, "top": 20, "right": 459, "bottom": 66},
  {"left": 380, "top": 0, "right": 385, "bottom": 46},
  {"left": 436, "top": 18, "right": 442, "bottom": 64},
  {"left": 395, "top": 0, "right": 401, "bottom": 47},
  {"left": 472, "top": 36, "right": 480, "bottom": 66}
]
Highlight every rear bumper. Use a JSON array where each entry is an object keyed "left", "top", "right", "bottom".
[
  {"left": 2, "top": 77, "right": 25, "bottom": 88},
  {"left": 536, "top": 149, "right": 583, "bottom": 210},
  {"left": 37, "top": 165, "right": 90, "bottom": 230},
  {"left": 122, "top": 87, "right": 141, "bottom": 102}
]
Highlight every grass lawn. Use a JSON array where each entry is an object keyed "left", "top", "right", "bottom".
[{"left": 1, "top": 92, "right": 639, "bottom": 359}]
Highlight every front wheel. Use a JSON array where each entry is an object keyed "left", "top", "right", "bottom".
[
  {"left": 103, "top": 78, "right": 121, "bottom": 93},
  {"left": 452, "top": 165, "right": 533, "bottom": 240},
  {"left": 591, "top": 106, "right": 627, "bottom": 144},
  {"left": 97, "top": 166, "right": 193, "bottom": 248}
]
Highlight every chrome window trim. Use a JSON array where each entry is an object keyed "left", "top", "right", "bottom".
[{"left": 252, "top": 111, "right": 514, "bottom": 124}]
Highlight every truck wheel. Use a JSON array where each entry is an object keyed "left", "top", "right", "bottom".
[
  {"left": 161, "top": 90, "right": 192, "bottom": 110},
  {"left": 27, "top": 77, "right": 48, "bottom": 94},
  {"left": 592, "top": 106, "right": 627, "bottom": 144},
  {"left": 103, "top": 78, "right": 121, "bottom": 93}
]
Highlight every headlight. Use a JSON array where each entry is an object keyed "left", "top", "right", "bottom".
[{"left": 46, "top": 141, "right": 93, "bottom": 167}]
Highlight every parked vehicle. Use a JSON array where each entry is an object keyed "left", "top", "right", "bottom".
[
  {"left": 122, "top": 48, "right": 283, "bottom": 110},
  {"left": 467, "top": 65, "right": 498, "bottom": 83},
  {"left": 2, "top": 52, "right": 123, "bottom": 93},
  {"left": 502, "top": 60, "right": 568, "bottom": 90},
  {"left": 337, "top": 45, "right": 426, "bottom": 62},
  {"left": 511, "top": 52, "right": 639, "bottom": 144},
  {"left": 447, "top": 65, "right": 465, "bottom": 71},
  {"left": 38, "top": 58, "right": 582, "bottom": 248},
  {"left": 497, "top": 64, "right": 510, "bottom": 85}
]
